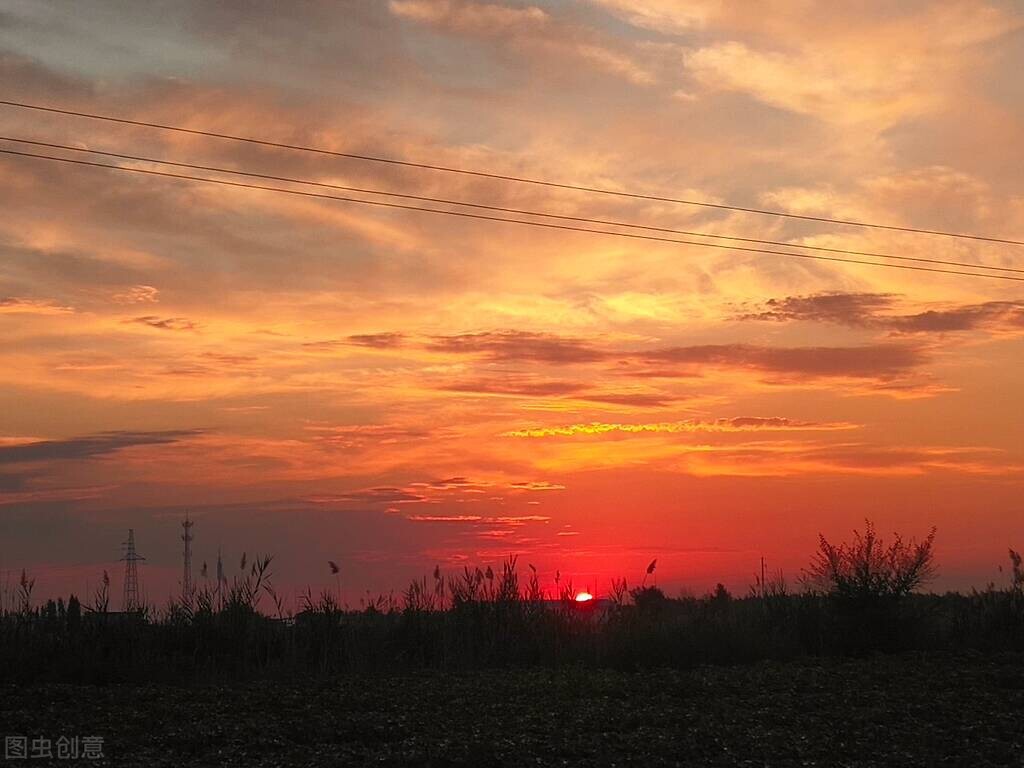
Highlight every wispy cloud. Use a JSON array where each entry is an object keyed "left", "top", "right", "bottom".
[
  {"left": 304, "top": 333, "right": 407, "bottom": 351},
  {"left": 125, "top": 316, "right": 199, "bottom": 332},
  {"left": 740, "top": 293, "right": 1024, "bottom": 334},
  {"left": 426, "top": 328, "right": 931, "bottom": 387},
  {"left": 0, "top": 430, "right": 203, "bottom": 465},
  {"left": 389, "top": 0, "right": 549, "bottom": 34},
  {"left": 406, "top": 514, "right": 550, "bottom": 525},
  {"left": 427, "top": 330, "right": 609, "bottom": 363},
  {"left": 502, "top": 417, "right": 858, "bottom": 438},
  {"left": 676, "top": 442, "right": 1024, "bottom": 478},
  {"left": 508, "top": 481, "right": 565, "bottom": 491},
  {"left": 112, "top": 285, "right": 159, "bottom": 304},
  {"left": 636, "top": 343, "right": 928, "bottom": 381},
  {"left": 0, "top": 297, "right": 73, "bottom": 315},
  {"left": 738, "top": 293, "right": 896, "bottom": 326},
  {"left": 306, "top": 487, "right": 427, "bottom": 506},
  {"left": 0, "top": 484, "right": 120, "bottom": 507}
]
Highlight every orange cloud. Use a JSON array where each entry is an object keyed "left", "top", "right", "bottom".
[
  {"left": 112, "top": 285, "right": 160, "bottom": 304},
  {"left": 502, "top": 417, "right": 858, "bottom": 438},
  {"left": 124, "top": 316, "right": 199, "bottom": 332},
  {"left": 0, "top": 297, "right": 73, "bottom": 315},
  {"left": 406, "top": 514, "right": 550, "bottom": 525}
]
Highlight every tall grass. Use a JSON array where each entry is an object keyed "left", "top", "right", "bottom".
[{"left": 3, "top": 533, "right": 1024, "bottom": 684}]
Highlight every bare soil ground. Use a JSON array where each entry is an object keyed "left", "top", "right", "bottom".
[{"left": 3, "top": 653, "right": 1023, "bottom": 766}]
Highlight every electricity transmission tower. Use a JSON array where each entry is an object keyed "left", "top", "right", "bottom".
[
  {"left": 120, "top": 528, "right": 145, "bottom": 612},
  {"left": 181, "top": 513, "right": 194, "bottom": 607}
]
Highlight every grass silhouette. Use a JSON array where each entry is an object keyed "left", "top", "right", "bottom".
[{"left": 2, "top": 523, "right": 1023, "bottom": 684}]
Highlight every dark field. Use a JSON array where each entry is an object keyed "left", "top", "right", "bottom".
[{"left": 4, "top": 653, "right": 1024, "bottom": 767}]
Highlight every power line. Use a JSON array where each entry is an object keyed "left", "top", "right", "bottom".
[
  {"left": 2, "top": 98, "right": 1022, "bottom": 247},
  {"left": 4, "top": 135, "right": 1021, "bottom": 276},
  {"left": 2, "top": 146, "right": 1022, "bottom": 283}
]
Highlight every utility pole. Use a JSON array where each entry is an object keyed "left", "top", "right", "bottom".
[
  {"left": 215, "top": 547, "right": 225, "bottom": 611},
  {"left": 181, "top": 513, "right": 194, "bottom": 608},
  {"left": 120, "top": 529, "right": 145, "bottom": 612},
  {"left": 761, "top": 557, "right": 767, "bottom": 600}
]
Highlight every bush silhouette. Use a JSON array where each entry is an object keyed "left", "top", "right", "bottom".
[{"left": 806, "top": 520, "right": 937, "bottom": 652}]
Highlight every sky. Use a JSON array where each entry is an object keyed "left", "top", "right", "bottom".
[{"left": 1, "top": 0, "right": 1023, "bottom": 608}]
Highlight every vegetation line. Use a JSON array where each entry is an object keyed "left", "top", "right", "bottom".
[{"left": 3, "top": 522, "right": 1024, "bottom": 684}]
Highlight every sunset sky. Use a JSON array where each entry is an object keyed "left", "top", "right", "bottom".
[{"left": 2, "top": 0, "right": 1023, "bottom": 606}]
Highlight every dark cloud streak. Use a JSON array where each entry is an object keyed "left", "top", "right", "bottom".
[
  {"left": 0, "top": 430, "right": 203, "bottom": 465},
  {"left": 741, "top": 292, "right": 1024, "bottom": 334},
  {"left": 125, "top": 316, "right": 199, "bottom": 331},
  {"left": 638, "top": 343, "right": 927, "bottom": 380},
  {"left": 427, "top": 330, "right": 609, "bottom": 363}
]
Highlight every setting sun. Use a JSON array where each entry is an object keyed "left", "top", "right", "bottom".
[{"left": 575, "top": 591, "right": 594, "bottom": 603}]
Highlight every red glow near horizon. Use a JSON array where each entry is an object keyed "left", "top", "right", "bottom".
[{"left": 575, "top": 591, "right": 594, "bottom": 603}]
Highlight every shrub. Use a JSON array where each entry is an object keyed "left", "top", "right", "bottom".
[
  {"left": 807, "top": 520, "right": 937, "bottom": 600},
  {"left": 806, "top": 520, "right": 937, "bottom": 652}
]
